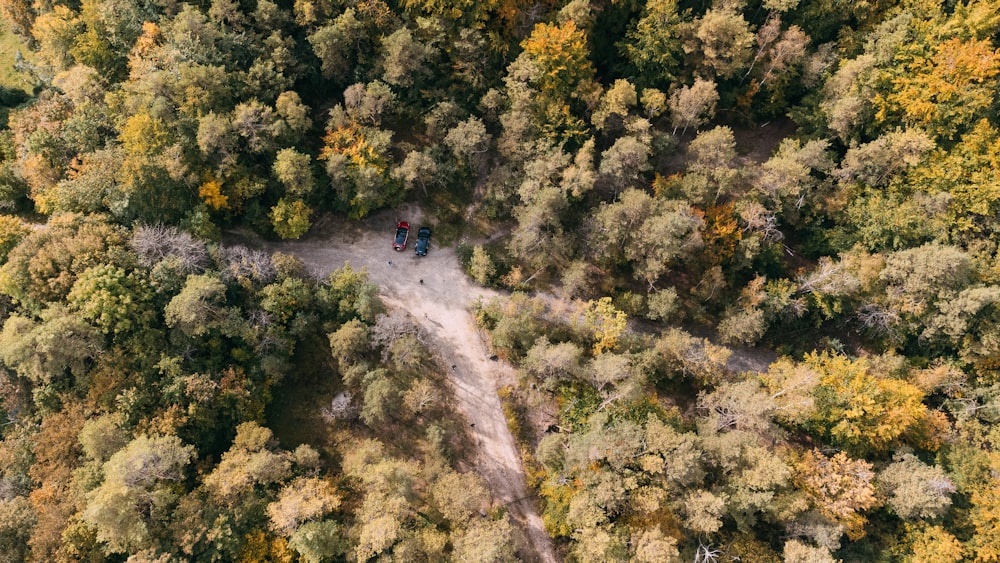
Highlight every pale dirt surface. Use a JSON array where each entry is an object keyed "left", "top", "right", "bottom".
[{"left": 229, "top": 202, "right": 558, "bottom": 563}]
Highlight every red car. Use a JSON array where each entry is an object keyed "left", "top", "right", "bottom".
[{"left": 392, "top": 221, "right": 409, "bottom": 250}]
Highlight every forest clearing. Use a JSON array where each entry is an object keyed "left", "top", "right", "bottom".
[{"left": 2, "top": 0, "right": 1000, "bottom": 560}]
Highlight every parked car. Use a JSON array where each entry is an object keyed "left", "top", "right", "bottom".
[
  {"left": 414, "top": 227, "right": 431, "bottom": 256},
  {"left": 392, "top": 221, "right": 409, "bottom": 250}
]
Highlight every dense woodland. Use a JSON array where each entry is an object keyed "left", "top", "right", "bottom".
[{"left": 1, "top": 0, "right": 1000, "bottom": 560}]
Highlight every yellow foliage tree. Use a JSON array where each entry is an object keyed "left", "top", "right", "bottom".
[
  {"left": 198, "top": 177, "right": 229, "bottom": 210},
  {"left": 582, "top": 297, "right": 627, "bottom": 355},
  {"left": 900, "top": 523, "right": 963, "bottom": 563},
  {"left": 0, "top": 215, "right": 29, "bottom": 262},
  {"left": 876, "top": 33, "right": 1000, "bottom": 139},
  {"left": 909, "top": 119, "right": 1000, "bottom": 241},
  {"left": 805, "top": 352, "right": 929, "bottom": 454},
  {"left": 319, "top": 123, "right": 387, "bottom": 173},
  {"left": 971, "top": 479, "right": 1000, "bottom": 562},
  {"left": 521, "top": 21, "right": 595, "bottom": 102},
  {"left": 119, "top": 112, "right": 170, "bottom": 157},
  {"left": 31, "top": 5, "right": 81, "bottom": 69},
  {"left": 237, "top": 530, "right": 296, "bottom": 563}
]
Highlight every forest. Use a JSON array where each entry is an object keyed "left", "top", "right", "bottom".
[{"left": 1, "top": 0, "right": 1000, "bottom": 560}]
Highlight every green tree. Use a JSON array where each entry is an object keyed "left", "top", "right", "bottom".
[
  {"left": 197, "top": 112, "right": 238, "bottom": 169},
  {"left": 380, "top": 26, "right": 432, "bottom": 88},
  {"left": 67, "top": 264, "right": 155, "bottom": 336},
  {"left": 164, "top": 274, "right": 231, "bottom": 337},
  {"left": 878, "top": 453, "right": 955, "bottom": 520},
  {"left": 599, "top": 134, "right": 651, "bottom": 191},
  {"left": 445, "top": 117, "right": 490, "bottom": 169},
  {"left": 320, "top": 105, "right": 398, "bottom": 219},
  {"left": 270, "top": 198, "right": 313, "bottom": 240},
  {"left": 307, "top": 9, "right": 364, "bottom": 81},
  {"left": 391, "top": 150, "right": 437, "bottom": 196},
  {"left": 834, "top": 129, "right": 933, "bottom": 189},
  {"left": 275, "top": 91, "right": 312, "bottom": 143},
  {"left": 78, "top": 414, "right": 129, "bottom": 463},
  {"left": 653, "top": 328, "right": 731, "bottom": 384},
  {"left": 82, "top": 434, "right": 195, "bottom": 554},
  {"left": 451, "top": 517, "right": 517, "bottom": 562},
  {"left": 507, "top": 185, "right": 569, "bottom": 280},
  {"left": 0, "top": 214, "right": 128, "bottom": 312},
  {"left": 202, "top": 422, "right": 292, "bottom": 504},
  {"left": 288, "top": 520, "right": 345, "bottom": 563},
  {"left": 0, "top": 495, "right": 34, "bottom": 563},
  {"left": 272, "top": 148, "right": 314, "bottom": 199},
  {"left": 878, "top": 243, "right": 974, "bottom": 335},
  {"left": 682, "top": 125, "right": 739, "bottom": 206},
  {"left": 0, "top": 305, "right": 103, "bottom": 385},
  {"left": 683, "top": 5, "right": 754, "bottom": 79},
  {"left": 587, "top": 189, "right": 702, "bottom": 286},
  {"left": 469, "top": 245, "right": 497, "bottom": 286},
  {"left": 344, "top": 81, "right": 396, "bottom": 127},
  {"left": 668, "top": 77, "right": 718, "bottom": 136},
  {"left": 622, "top": 0, "right": 685, "bottom": 89},
  {"left": 523, "top": 337, "right": 583, "bottom": 388},
  {"left": 268, "top": 477, "right": 341, "bottom": 535},
  {"left": 323, "top": 263, "right": 384, "bottom": 323}
]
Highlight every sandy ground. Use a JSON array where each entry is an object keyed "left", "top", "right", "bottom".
[{"left": 233, "top": 203, "right": 558, "bottom": 563}]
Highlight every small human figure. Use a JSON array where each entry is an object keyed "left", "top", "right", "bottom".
[
  {"left": 387, "top": 260, "right": 392, "bottom": 267},
  {"left": 419, "top": 279, "right": 423, "bottom": 284}
]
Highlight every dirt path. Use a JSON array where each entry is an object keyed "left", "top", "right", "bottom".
[{"left": 235, "top": 204, "right": 558, "bottom": 563}]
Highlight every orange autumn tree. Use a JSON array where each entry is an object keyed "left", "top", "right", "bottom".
[{"left": 794, "top": 449, "right": 878, "bottom": 540}]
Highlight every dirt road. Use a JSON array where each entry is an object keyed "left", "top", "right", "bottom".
[{"left": 239, "top": 204, "right": 558, "bottom": 563}]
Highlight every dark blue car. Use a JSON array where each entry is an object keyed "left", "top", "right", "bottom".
[{"left": 414, "top": 227, "right": 431, "bottom": 256}]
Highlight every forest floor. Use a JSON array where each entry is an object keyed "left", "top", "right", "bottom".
[{"left": 235, "top": 202, "right": 559, "bottom": 563}]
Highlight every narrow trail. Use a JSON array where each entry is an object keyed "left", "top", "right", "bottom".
[{"left": 236, "top": 206, "right": 558, "bottom": 563}]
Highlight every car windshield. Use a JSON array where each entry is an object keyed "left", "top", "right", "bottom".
[{"left": 395, "top": 228, "right": 407, "bottom": 242}]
